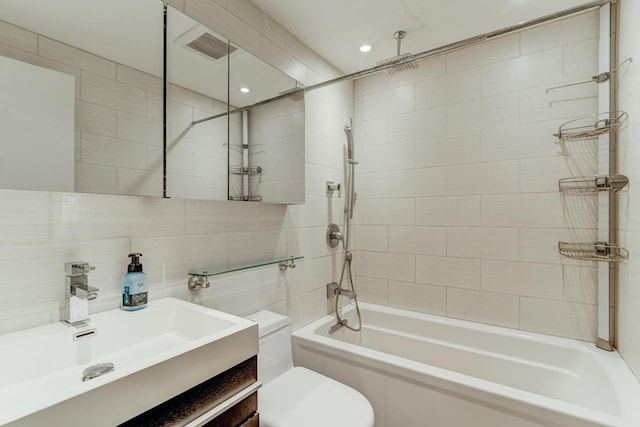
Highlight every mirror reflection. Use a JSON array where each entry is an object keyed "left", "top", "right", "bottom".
[
  {"left": 0, "top": 0, "right": 305, "bottom": 203},
  {"left": 1, "top": 0, "right": 164, "bottom": 196},
  {"left": 167, "top": 8, "right": 305, "bottom": 203}
]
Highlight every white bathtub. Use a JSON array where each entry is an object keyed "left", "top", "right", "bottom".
[{"left": 292, "top": 303, "right": 640, "bottom": 427}]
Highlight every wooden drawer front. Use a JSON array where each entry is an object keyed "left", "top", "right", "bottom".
[
  {"left": 119, "top": 356, "right": 257, "bottom": 426},
  {"left": 203, "top": 392, "right": 257, "bottom": 427}
]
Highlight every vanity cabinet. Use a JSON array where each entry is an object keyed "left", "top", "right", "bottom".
[{"left": 119, "top": 356, "right": 258, "bottom": 427}]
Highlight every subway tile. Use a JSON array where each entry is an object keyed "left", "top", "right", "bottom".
[
  {"left": 130, "top": 234, "right": 228, "bottom": 286},
  {"left": 520, "top": 298, "right": 596, "bottom": 341},
  {"left": 481, "top": 121, "right": 561, "bottom": 162},
  {"left": 117, "top": 64, "right": 163, "bottom": 94},
  {"left": 362, "top": 198, "right": 415, "bottom": 225},
  {"left": 447, "top": 288, "right": 519, "bottom": 328},
  {"left": 117, "top": 168, "right": 163, "bottom": 198},
  {"left": 387, "top": 167, "right": 446, "bottom": 197},
  {"left": 446, "top": 34, "right": 519, "bottom": 74},
  {"left": 355, "top": 276, "right": 389, "bottom": 305},
  {"left": 362, "top": 251, "right": 415, "bottom": 282},
  {"left": 185, "top": 200, "right": 259, "bottom": 234},
  {"left": 0, "top": 20, "right": 37, "bottom": 53},
  {"left": 389, "top": 280, "right": 446, "bottom": 316},
  {"left": 415, "top": 132, "right": 481, "bottom": 167},
  {"left": 362, "top": 85, "right": 414, "bottom": 121},
  {"left": 564, "top": 38, "right": 599, "bottom": 81},
  {"left": 356, "top": 118, "right": 388, "bottom": 147},
  {"left": 76, "top": 101, "right": 117, "bottom": 137},
  {"left": 355, "top": 226, "right": 388, "bottom": 252},
  {"left": 564, "top": 265, "right": 597, "bottom": 304},
  {"left": 520, "top": 10, "right": 599, "bottom": 54},
  {"left": 226, "top": 0, "right": 286, "bottom": 48},
  {"left": 288, "top": 288, "right": 327, "bottom": 330},
  {"left": 447, "top": 227, "right": 519, "bottom": 261},
  {"left": 519, "top": 156, "right": 575, "bottom": 193},
  {"left": 481, "top": 260, "right": 563, "bottom": 299},
  {"left": 81, "top": 71, "right": 147, "bottom": 115},
  {"left": 288, "top": 227, "right": 332, "bottom": 260},
  {"left": 416, "top": 196, "right": 481, "bottom": 226},
  {"left": 356, "top": 172, "right": 390, "bottom": 199},
  {"left": 482, "top": 193, "right": 564, "bottom": 228},
  {"left": 388, "top": 107, "right": 447, "bottom": 143},
  {"left": 75, "top": 163, "right": 117, "bottom": 195},
  {"left": 80, "top": 133, "right": 148, "bottom": 169},
  {"left": 482, "top": 48, "right": 563, "bottom": 97},
  {"left": 415, "top": 70, "right": 481, "bottom": 110},
  {"left": 228, "top": 229, "right": 288, "bottom": 269},
  {"left": 446, "top": 160, "right": 519, "bottom": 195},
  {"left": 388, "top": 226, "right": 446, "bottom": 256},
  {"left": 168, "top": 174, "right": 217, "bottom": 200},
  {"left": 38, "top": 36, "right": 116, "bottom": 78},
  {"left": 520, "top": 83, "right": 597, "bottom": 124},
  {"left": 354, "top": 73, "right": 389, "bottom": 97},
  {"left": 117, "top": 111, "right": 163, "bottom": 145},
  {"left": 446, "top": 92, "right": 519, "bottom": 134},
  {"left": 358, "top": 141, "right": 415, "bottom": 173},
  {"left": 415, "top": 255, "right": 480, "bottom": 289}
]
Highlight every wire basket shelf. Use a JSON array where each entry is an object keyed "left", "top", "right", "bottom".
[
  {"left": 554, "top": 111, "right": 628, "bottom": 141},
  {"left": 558, "top": 174, "right": 629, "bottom": 193},
  {"left": 558, "top": 242, "right": 629, "bottom": 262}
]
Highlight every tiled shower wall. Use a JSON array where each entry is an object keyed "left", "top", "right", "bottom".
[
  {"left": 353, "top": 10, "right": 602, "bottom": 341},
  {"left": 0, "top": 0, "right": 352, "bottom": 334},
  {"left": 618, "top": 0, "right": 640, "bottom": 378}
]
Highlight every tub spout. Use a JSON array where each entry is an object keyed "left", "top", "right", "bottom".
[{"left": 339, "top": 289, "right": 357, "bottom": 300}]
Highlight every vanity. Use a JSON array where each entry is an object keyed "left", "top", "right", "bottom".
[{"left": 0, "top": 298, "right": 259, "bottom": 426}]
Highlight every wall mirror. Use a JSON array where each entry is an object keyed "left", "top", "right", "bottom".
[
  {"left": 0, "top": 0, "right": 305, "bottom": 203},
  {"left": 166, "top": 6, "right": 305, "bottom": 204}
]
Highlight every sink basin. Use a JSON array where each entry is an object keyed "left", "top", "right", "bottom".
[{"left": 0, "top": 297, "right": 258, "bottom": 426}]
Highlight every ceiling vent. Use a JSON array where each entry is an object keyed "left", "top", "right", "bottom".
[
  {"left": 175, "top": 25, "right": 236, "bottom": 61},
  {"left": 185, "top": 32, "right": 236, "bottom": 60}
]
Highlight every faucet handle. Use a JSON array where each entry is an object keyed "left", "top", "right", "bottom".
[{"left": 65, "top": 262, "right": 95, "bottom": 276}]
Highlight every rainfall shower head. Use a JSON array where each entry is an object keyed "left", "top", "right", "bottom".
[{"left": 376, "top": 30, "right": 419, "bottom": 74}]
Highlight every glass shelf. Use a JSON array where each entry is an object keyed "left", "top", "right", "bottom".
[{"left": 188, "top": 256, "right": 303, "bottom": 277}]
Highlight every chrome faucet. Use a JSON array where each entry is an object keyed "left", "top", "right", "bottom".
[{"left": 63, "top": 261, "right": 98, "bottom": 326}]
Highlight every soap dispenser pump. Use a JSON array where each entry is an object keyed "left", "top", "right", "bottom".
[{"left": 121, "top": 252, "right": 148, "bottom": 311}]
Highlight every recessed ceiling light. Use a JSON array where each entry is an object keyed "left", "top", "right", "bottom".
[
  {"left": 359, "top": 44, "right": 373, "bottom": 53},
  {"left": 240, "top": 87, "right": 250, "bottom": 93}
]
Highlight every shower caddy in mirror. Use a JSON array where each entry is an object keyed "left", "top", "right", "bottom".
[
  {"left": 554, "top": 110, "right": 630, "bottom": 263},
  {"left": 186, "top": 256, "right": 303, "bottom": 292}
]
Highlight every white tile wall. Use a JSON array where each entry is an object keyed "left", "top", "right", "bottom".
[{"left": 355, "top": 11, "right": 601, "bottom": 341}]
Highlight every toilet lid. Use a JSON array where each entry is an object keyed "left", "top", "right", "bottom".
[{"left": 259, "top": 367, "right": 375, "bottom": 427}]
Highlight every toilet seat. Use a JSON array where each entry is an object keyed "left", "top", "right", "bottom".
[{"left": 259, "top": 367, "right": 375, "bottom": 427}]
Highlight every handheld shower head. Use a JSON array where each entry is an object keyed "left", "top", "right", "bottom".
[{"left": 344, "top": 118, "right": 355, "bottom": 162}]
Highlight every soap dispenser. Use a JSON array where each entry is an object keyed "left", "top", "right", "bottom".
[{"left": 121, "top": 252, "right": 148, "bottom": 311}]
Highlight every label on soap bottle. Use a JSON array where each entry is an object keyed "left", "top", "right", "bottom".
[{"left": 123, "top": 291, "right": 147, "bottom": 307}]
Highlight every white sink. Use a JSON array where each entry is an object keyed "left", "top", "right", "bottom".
[{"left": 0, "top": 297, "right": 258, "bottom": 426}]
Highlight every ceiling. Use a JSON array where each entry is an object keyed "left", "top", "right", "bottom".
[{"left": 250, "top": 0, "right": 595, "bottom": 74}]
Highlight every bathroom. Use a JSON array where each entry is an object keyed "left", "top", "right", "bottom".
[{"left": 1, "top": 0, "right": 640, "bottom": 425}]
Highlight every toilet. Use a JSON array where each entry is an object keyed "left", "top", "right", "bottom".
[{"left": 246, "top": 310, "right": 375, "bottom": 427}]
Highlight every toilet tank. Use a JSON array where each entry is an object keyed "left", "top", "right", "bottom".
[{"left": 246, "top": 310, "right": 294, "bottom": 384}]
